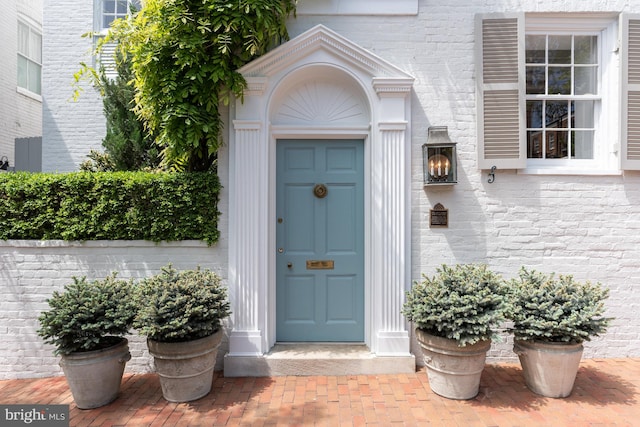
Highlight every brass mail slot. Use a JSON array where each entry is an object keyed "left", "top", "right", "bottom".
[{"left": 306, "top": 260, "right": 334, "bottom": 270}]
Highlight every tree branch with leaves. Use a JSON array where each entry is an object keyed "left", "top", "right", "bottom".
[{"left": 100, "top": 0, "right": 296, "bottom": 171}]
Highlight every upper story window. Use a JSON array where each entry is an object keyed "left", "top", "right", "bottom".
[
  {"left": 94, "top": 1, "right": 140, "bottom": 78},
  {"left": 95, "top": 0, "right": 140, "bottom": 33},
  {"left": 102, "top": 0, "right": 129, "bottom": 29},
  {"left": 17, "top": 20, "right": 42, "bottom": 96},
  {"left": 476, "top": 14, "right": 626, "bottom": 174}
]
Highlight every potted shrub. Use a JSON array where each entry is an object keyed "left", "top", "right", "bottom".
[
  {"left": 508, "top": 267, "right": 612, "bottom": 398},
  {"left": 37, "top": 273, "right": 136, "bottom": 409},
  {"left": 134, "top": 265, "right": 231, "bottom": 402},
  {"left": 402, "top": 264, "right": 506, "bottom": 399}
]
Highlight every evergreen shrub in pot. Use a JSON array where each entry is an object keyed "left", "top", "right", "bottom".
[
  {"left": 402, "top": 264, "right": 507, "bottom": 399},
  {"left": 134, "top": 265, "right": 231, "bottom": 402},
  {"left": 508, "top": 267, "right": 612, "bottom": 397},
  {"left": 37, "top": 273, "right": 136, "bottom": 409}
]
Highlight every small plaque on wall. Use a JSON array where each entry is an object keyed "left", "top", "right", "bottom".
[{"left": 430, "top": 203, "right": 448, "bottom": 227}]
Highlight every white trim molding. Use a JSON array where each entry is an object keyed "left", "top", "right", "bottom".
[
  {"left": 226, "top": 25, "right": 414, "bottom": 373},
  {"left": 296, "top": 0, "right": 418, "bottom": 16}
]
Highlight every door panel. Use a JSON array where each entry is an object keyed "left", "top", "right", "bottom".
[
  {"left": 284, "top": 185, "right": 315, "bottom": 253},
  {"left": 326, "top": 275, "right": 358, "bottom": 321},
  {"left": 283, "top": 275, "right": 315, "bottom": 323},
  {"left": 326, "top": 185, "right": 358, "bottom": 252},
  {"left": 276, "top": 139, "right": 364, "bottom": 342}
]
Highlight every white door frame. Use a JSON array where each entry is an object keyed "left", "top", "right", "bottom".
[{"left": 227, "top": 25, "right": 414, "bottom": 359}]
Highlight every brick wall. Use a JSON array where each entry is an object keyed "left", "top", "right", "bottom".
[
  {"left": 287, "top": 0, "right": 640, "bottom": 362},
  {"left": 0, "top": 0, "right": 42, "bottom": 167},
  {"left": 0, "top": 240, "right": 228, "bottom": 380},
  {"left": 36, "top": 0, "right": 640, "bottom": 377},
  {"left": 42, "top": 0, "right": 104, "bottom": 171},
  {"left": 0, "top": 3, "right": 16, "bottom": 160}
]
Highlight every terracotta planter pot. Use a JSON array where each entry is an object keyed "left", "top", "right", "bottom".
[
  {"left": 147, "top": 329, "right": 223, "bottom": 403},
  {"left": 514, "top": 339, "right": 583, "bottom": 398},
  {"left": 415, "top": 329, "right": 491, "bottom": 400},
  {"left": 59, "top": 337, "right": 131, "bottom": 409}
]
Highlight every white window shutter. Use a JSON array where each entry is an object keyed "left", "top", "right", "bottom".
[
  {"left": 98, "top": 41, "right": 118, "bottom": 81},
  {"left": 622, "top": 14, "right": 640, "bottom": 170},
  {"left": 476, "top": 14, "right": 526, "bottom": 170}
]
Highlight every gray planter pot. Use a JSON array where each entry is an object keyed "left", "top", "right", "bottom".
[
  {"left": 147, "top": 329, "right": 223, "bottom": 403},
  {"left": 415, "top": 329, "right": 491, "bottom": 400},
  {"left": 59, "top": 337, "right": 131, "bottom": 409},
  {"left": 514, "top": 339, "right": 584, "bottom": 398}
]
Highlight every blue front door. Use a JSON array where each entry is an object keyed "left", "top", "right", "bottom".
[{"left": 276, "top": 140, "right": 364, "bottom": 342}]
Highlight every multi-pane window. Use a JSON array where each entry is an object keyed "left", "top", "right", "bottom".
[
  {"left": 478, "top": 15, "right": 625, "bottom": 173},
  {"left": 525, "top": 34, "right": 599, "bottom": 161},
  {"left": 17, "top": 21, "right": 42, "bottom": 95},
  {"left": 95, "top": 1, "right": 140, "bottom": 78},
  {"left": 101, "top": 0, "right": 129, "bottom": 29}
]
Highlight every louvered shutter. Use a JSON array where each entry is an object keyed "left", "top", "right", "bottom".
[
  {"left": 622, "top": 15, "right": 640, "bottom": 170},
  {"left": 476, "top": 14, "right": 526, "bottom": 170},
  {"left": 98, "top": 40, "right": 118, "bottom": 80}
]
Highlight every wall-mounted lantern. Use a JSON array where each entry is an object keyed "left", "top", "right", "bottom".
[{"left": 423, "top": 126, "right": 457, "bottom": 186}]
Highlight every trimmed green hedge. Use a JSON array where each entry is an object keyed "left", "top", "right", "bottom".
[{"left": 0, "top": 172, "right": 221, "bottom": 244}]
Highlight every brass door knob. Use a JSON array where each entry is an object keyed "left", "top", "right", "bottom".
[{"left": 313, "top": 184, "right": 328, "bottom": 198}]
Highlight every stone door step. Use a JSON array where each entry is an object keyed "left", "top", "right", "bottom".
[{"left": 224, "top": 343, "right": 415, "bottom": 377}]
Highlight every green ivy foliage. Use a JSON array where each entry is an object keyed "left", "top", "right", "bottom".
[
  {"left": 37, "top": 274, "right": 136, "bottom": 355},
  {"left": 507, "top": 267, "right": 612, "bottom": 343},
  {"left": 103, "top": 0, "right": 297, "bottom": 171},
  {"left": 0, "top": 172, "right": 221, "bottom": 244},
  {"left": 134, "top": 265, "right": 231, "bottom": 342},
  {"left": 402, "top": 264, "right": 507, "bottom": 347}
]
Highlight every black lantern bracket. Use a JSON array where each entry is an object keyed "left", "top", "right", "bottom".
[{"left": 422, "top": 126, "right": 457, "bottom": 186}]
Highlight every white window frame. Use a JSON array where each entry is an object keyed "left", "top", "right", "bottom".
[
  {"left": 93, "top": 1, "right": 139, "bottom": 79},
  {"left": 94, "top": 0, "right": 138, "bottom": 35},
  {"left": 17, "top": 17, "right": 42, "bottom": 97},
  {"left": 522, "top": 15, "right": 620, "bottom": 175}
]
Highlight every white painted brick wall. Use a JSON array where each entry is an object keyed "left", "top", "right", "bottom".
[
  {"left": 16, "top": 0, "right": 43, "bottom": 142},
  {"left": 42, "top": 0, "right": 105, "bottom": 171},
  {"left": 37, "top": 0, "right": 640, "bottom": 377},
  {"left": 0, "top": 139, "right": 230, "bottom": 379},
  {"left": 0, "top": 240, "right": 228, "bottom": 380},
  {"left": 288, "top": 0, "right": 640, "bottom": 363},
  {"left": 0, "top": 0, "right": 42, "bottom": 166},
  {"left": 0, "top": 4, "right": 15, "bottom": 160}
]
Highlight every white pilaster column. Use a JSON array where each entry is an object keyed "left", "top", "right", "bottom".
[
  {"left": 371, "top": 79, "right": 413, "bottom": 356},
  {"left": 227, "top": 119, "right": 269, "bottom": 356}
]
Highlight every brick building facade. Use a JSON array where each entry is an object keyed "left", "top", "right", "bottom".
[{"left": 2, "top": 0, "right": 638, "bottom": 379}]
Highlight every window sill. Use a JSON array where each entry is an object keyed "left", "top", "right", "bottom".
[
  {"left": 518, "top": 168, "right": 621, "bottom": 176},
  {"left": 16, "top": 86, "right": 42, "bottom": 102}
]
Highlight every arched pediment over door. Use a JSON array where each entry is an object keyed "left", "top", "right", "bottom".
[
  {"left": 226, "top": 25, "right": 415, "bottom": 372},
  {"left": 269, "top": 65, "right": 370, "bottom": 127}
]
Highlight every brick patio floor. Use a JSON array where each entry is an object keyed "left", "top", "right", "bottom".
[{"left": 0, "top": 359, "right": 638, "bottom": 426}]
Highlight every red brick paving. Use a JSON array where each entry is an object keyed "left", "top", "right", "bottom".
[{"left": 0, "top": 359, "right": 638, "bottom": 426}]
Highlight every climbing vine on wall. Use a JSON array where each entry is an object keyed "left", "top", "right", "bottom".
[{"left": 100, "top": 0, "right": 297, "bottom": 171}]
